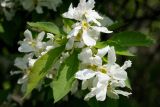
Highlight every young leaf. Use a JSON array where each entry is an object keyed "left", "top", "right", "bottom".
[
  {"left": 52, "top": 50, "right": 79, "bottom": 103},
  {"left": 25, "top": 46, "right": 65, "bottom": 97},
  {"left": 27, "top": 22, "right": 60, "bottom": 35},
  {"left": 110, "top": 31, "right": 154, "bottom": 47}
]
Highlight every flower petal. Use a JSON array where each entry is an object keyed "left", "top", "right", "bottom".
[
  {"left": 121, "top": 60, "right": 132, "bottom": 70},
  {"left": 90, "top": 55, "right": 102, "bottom": 66},
  {"left": 92, "top": 26, "right": 113, "bottom": 33},
  {"left": 115, "top": 90, "right": 132, "bottom": 97},
  {"left": 78, "top": 47, "right": 92, "bottom": 63},
  {"left": 37, "top": 31, "right": 45, "bottom": 42},
  {"left": 24, "top": 29, "right": 32, "bottom": 41},
  {"left": 82, "top": 30, "right": 96, "bottom": 46},
  {"left": 75, "top": 69, "right": 96, "bottom": 80},
  {"left": 65, "top": 37, "right": 74, "bottom": 50},
  {"left": 97, "top": 46, "right": 109, "bottom": 57},
  {"left": 108, "top": 46, "right": 116, "bottom": 65},
  {"left": 96, "top": 85, "right": 107, "bottom": 101}
]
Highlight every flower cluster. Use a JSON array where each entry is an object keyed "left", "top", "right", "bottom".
[
  {"left": 63, "top": 0, "right": 112, "bottom": 50},
  {"left": 14, "top": 0, "right": 132, "bottom": 102},
  {"left": 63, "top": 0, "right": 132, "bottom": 101},
  {"left": 0, "top": 0, "right": 62, "bottom": 20},
  {"left": 76, "top": 46, "right": 132, "bottom": 101},
  {"left": 13, "top": 29, "right": 55, "bottom": 92}
]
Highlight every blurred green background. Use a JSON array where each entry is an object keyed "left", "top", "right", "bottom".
[{"left": 0, "top": 0, "right": 160, "bottom": 107}]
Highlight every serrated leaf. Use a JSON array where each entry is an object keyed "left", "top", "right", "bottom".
[
  {"left": 110, "top": 31, "right": 154, "bottom": 47},
  {"left": 27, "top": 22, "right": 60, "bottom": 35},
  {"left": 25, "top": 46, "right": 64, "bottom": 97},
  {"left": 52, "top": 50, "right": 79, "bottom": 103}
]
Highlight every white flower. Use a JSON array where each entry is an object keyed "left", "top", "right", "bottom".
[
  {"left": 84, "top": 72, "right": 110, "bottom": 101},
  {"left": 63, "top": 0, "right": 112, "bottom": 49},
  {"left": 14, "top": 54, "right": 33, "bottom": 70},
  {"left": 63, "top": 0, "right": 102, "bottom": 25},
  {"left": 78, "top": 46, "right": 109, "bottom": 66},
  {"left": 18, "top": 29, "right": 49, "bottom": 57},
  {"left": 76, "top": 46, "right": 132, "bottom": 101}
]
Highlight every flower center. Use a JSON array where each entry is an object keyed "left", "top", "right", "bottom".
[
  {"left": 98, "top": 66, "right": 107, "bottom": 74},
  {"left": 82, "top": 21, "right": 89, "bottom": 30}
]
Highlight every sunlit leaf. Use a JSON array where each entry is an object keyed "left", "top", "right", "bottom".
[
  {"left": 52, "top": 50, "right": 79, "bottom": 103},
  {"left": 27, "top": 22, "right": 60, "bottom": 35},
  {"left": 25, "top": 46, "right": 65, "bottom": 97}
]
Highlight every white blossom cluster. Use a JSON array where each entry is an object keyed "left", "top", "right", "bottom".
[
  {"left": 14, "top": 0, "right": 132, "bottom": 101},
  {"left": 0, "top": 0, "right": 62, "bottom": 20},
  {"left": 63, "top": 0, "right": 132, "bottom": 101},
  {"left": 13, "top": 29, "right": 55, "bottom": 92}
]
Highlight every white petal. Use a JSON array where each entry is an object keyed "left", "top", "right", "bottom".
[
  {"left": 90, "top": 55, "right": 102, "bottom": 66},
  {"left": 75, "top": 69, "right": 96, "bottom": 80},
  {"left": 35, "top": 5, "right": 43, "bottom": 14},
  {"left": 97, "top": 46, "right": 109, "bottom": 57},
  {"left": 28, "top": 58, "right": 37, "bottom": 67},
  {"left": 24, "top": 29, "right": 32, "bottom": 41},
  {"left": 47, "top": 33, "right": 54, "bottom": 40},
  {"left": 115, "top": 90, "right": 132, "bottom": 97},
  {"left": 107, "top": 89, "right": 119, "bottom": 99},
  {"left": 121, "top": 60, "right": 132, "bottom": 70},
  {"left": 84, "top": 87, "right": 97, "bottom": 101},
  {"left": 92, "top": 26, "right": 113, "bottom": 33},
  {"left": 82, "top": 30, "right": 96, "bottom": 46},
  {"left": 108, "top": 47, "right": 116, "bottom": 65},
  {"left": 67, "top": 25, "right": 81, "bottom": 38},
  {"left": 110, "top": 80, "right": 125, "bottom": 88},
  {"left": 96, "top": 85, "right": 107, "bottom": 101},
  {"left": 65, "top": 37, "right": 74, "bottom": 50},
  {"left": 86, "top": 10, "right": 103, "bottom": 26},
  {"left": 14, "top": 58, "right": 27, "bottom": 70},
  {"left": 82, "top": 80, "right": 89, "bottom": 90},
  {"left": 63, "top": 4, "right": 75, "bottom": 19},
  {"left": 78, "top": 47, "right": 92, "bottom": 63},
  {"left": 18, "top": 42, "right": 34, "bottom": 52},
  {"left": 17, "top": 74, "right": 28, "bottom": 84},
  {"left": 74, "top": 41, "right": 85, "bottom": 48},
  {"left": 97, "top": 72, "right": 110, "bottom": 84},
  {"left": 112, "top": 70, "right": 127, "bottom": 80},
  {"left": 37, "top": 31, "right": 45, "bottom": 41}
]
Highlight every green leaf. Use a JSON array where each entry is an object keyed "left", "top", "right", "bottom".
[
  {"left": 25, "top": 46, "right": 65, "bottom": 97},
  {"left": 27, "top": 22, "right": 60, "bottom": 35},
  {"left": 96, "top": 31, "right": 154, "bottom": 56},
  {"left": 110, "top": 31, "right": 154, "bottom": 47},
  {"left": 0, "top": 23, "right": 4, "bottom": 33},
  {"left": 52, "top": 50, "right": 79, "bottom": 103},
  {"left": 108, "top": 21, "right": 124, "bottom": 31},
  {"left": 63, "top": 19, "right": 75, "bottom": 34},
  {"left": 125, "top": 78, "right": 132, "bottom": 90}
]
